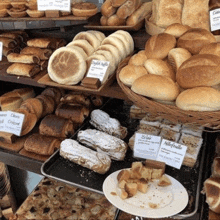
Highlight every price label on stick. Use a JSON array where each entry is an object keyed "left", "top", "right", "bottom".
[
  {"left": 133, "top": 133, "right": 161, "bottom": 160},
  {"left": 0, "top": 42, "right": 3, "bottom": 61},
  {"left": 86, "top": 59, "right": 110, "bottom": 83},
  {"left": 156, "top": 139, "right": 187, "bottom": 169}
]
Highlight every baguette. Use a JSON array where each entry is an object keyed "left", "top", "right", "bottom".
[
  {"left": 101, "top": 0, "right": 117, "bottom": 17},
  {"left": 60, "top": 139, "right": 111, "bottom": 174}
]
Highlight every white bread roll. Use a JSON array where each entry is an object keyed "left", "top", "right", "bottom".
[
  {"left": 199, "top": 42, "right": 220, "bottom": 57},
  {"left": 86, "top": 30, "right": 106, "bottom": 42},
  {"left": 176, "top": 54, "right": 220, "bottom": 89},
  {"left": 177, "top": 28, "right": 216, "bottom": 55},
  {"left": 119, "top": 64, "right": 148, "bottom": 87},
  {"left": 48, "top": 47, "right": 87, "bottom": 85},
  {"left": 101, "top": 36, "right": 127, "bottom": 60},
  {"left": 167, "top": 48, "right": 192, "bottom": 72},
  {"left": 164, "top": 23, "right": 191, "bottom": 38},
  {"left": 73, "top": 31, "right": 101, "bottom": 50},
  {"left": 176, "top": 87, "right": 220, "bottom": 111},
  {"left": 145, "top": 33, "right": 176, "bottom": 59},
  {"left": 131, "top": 74, "right": 180, "bottom": 101},
  {"left": 144, "top": 58, "right": 175, "bottom": 81},
  {"left": 128, "top": 50, "right": 148, "bottom": 66},
  {"left": 203, "top": 176, "right": 220, "bottom": 214},
  {"left": 66, "top": 45, "right": 88, "bottom": 60},
  {"left": 66, "top": 39, "right": 94, "bottom": 56},
  {"left": 97, "top": 44, "right": 121, "bottom": 65}
]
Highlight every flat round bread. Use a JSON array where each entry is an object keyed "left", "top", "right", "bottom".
[
  {"left": 67, "top": 39, "right": 94, "bottom": 56},
  {"left": 66, "top": 45, "right": 88, "bottom": 59},
  {"left": 101, "top": 36, "right": 126, "bottom": 60},
  {"left": 48, "top": 47, "right": 87, "bottom": 85},
  {"left": 73, "top": 31, "right": 101, "bottom": 50},
  {"left": 86, "top": 30, "right": 106, "bottom": 42},
  {"left": 97, "top": 44, "right": 121, "bottom": 65}
]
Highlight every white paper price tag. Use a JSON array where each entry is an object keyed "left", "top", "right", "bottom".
[
  {"left": 3, "top": 111, "right": 25, "bottom": 136},
  {"left": 156, "top": 139, "right": 187, "bottom": 169},
  {"left": 86, "top": 60, "right": 110, "bottom": 82},
  {"left": 0, "top": 42, "right": 3, "bottom": 61},
  {"left": 133, "top": 133, "right": 161, "bottom": 160},
  {"left": 0, "top": 111, "right": 7, "bottom": 131},
  {"left": 37, "top": 0, "right": 71, "bottom": 11},
  {"left": 210, "top": 9, "right": 220, "bottom": 32}
]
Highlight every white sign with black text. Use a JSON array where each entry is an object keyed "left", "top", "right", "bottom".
[
  {"left": 37, "top": 0, "right": 71, "bottom": 11},
  {"left": 133, "top": 133, "right": 162, "bottom": 160}
]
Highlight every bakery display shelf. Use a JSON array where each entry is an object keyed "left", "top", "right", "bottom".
[
  {"left": 0, "top": 16, "right": 88, "bottom": 30},
  {"left": 41, "top": 98, "right": 209, "bottom": 219},
  {"left": 0, "top": 147, "right": 42, "bottom": 174}
]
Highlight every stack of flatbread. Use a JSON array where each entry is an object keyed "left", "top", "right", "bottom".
[{"left": 6, "top": 37, "right": 66, "bottom": 78}]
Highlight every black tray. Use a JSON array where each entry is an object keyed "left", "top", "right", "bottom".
[{"left": 41, "top": 99, "right": 208, "bottom": 219}]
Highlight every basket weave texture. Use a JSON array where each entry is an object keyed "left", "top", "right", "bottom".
[{"left": 116, "top": 57, "right": 220, "bottom": 130}]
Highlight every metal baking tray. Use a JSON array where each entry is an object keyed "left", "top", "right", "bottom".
[{"left": 41, "top": 98, "right": 208, "bottom": 219}]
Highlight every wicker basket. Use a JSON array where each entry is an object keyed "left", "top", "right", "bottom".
[{"left": 116, "top": 57, "right": 220, "bottom": 130}]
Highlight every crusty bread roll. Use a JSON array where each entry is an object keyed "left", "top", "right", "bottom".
[
  {"left": 107, "top": 14, "right": 126, "bottom": 26},
  {"left": 7, "top": 63, "right": 41, "bottom": 77},
  {"left": 145, "top": 33, "right": 176, "bottom": 59},
  {"left": 144, "top": 58, "right": 175, "bottom": 81},
  {"left": 145, "top": 17, "right": 165, "bottom": 36},
  {"left": 100, "top": 15, "right": 108, "bottom": 25},
  {"left": 73, "top": 31, "right": 101, "bottom": 50},
  {"left": 119, "top": 64, "right": 148, "bottom": 87},
  {"left": 149, "top": 0, "right": 182, "bottom": 28},
  {"left": 66, "top": 39, "right": 94, "bottom": 57},
  {"left": 39, "top": 114, "right": 75, "bottom": 138},
  {"left": 1, "top": 96, "right": 23, "bottom": 111},
  {"left": 7, "top": 53, "right": 40, "bottom": 64},
  {"left": 167, "top": 48, "right": 192, "bottom": 72},
  {"left": 199, "top": 42, "right": 220, "bottom": 57},
  {"left": 203, "top": 176, "right": 220, "bottom": 214},
  {"left": 26, "top": 9, "right": 45, "bottom": 18},
  {"left": 176, "top": 87, "right": 220, "bottom": 111},
  {"left": 60, "top": 139, "right": 111, "bottom": 174},
  {"left": 181, "top": 0, "right": 209, "bottom": 31},
  {"left": 176, "top": 54, "right": 220, "bottom": 89},
  {"left": 13, "top": 87, "right": 35, "bottom": 101},
  {"left": 116, "top": 0, "right": 142, "bottom": 20},
  {"left": 7, "top": 7, "right": 27, "bottom": 18},
  {"left": 164, "top": 23, "right": 191, "bottom": 38},
  {"left": 47, "top": 47, "right": 87, "bottom": 85},
  {"left": 128, "top": 50, "right": 147, "bottom": 66},
  {"left": 101, "top": 0, "right": 117, "bottom": 17},
  {"left": 24, "top": 133, "right": 61, "bottom": 156},
  {"left": 111, "top": 0, "right": 127, "bottom": 7},
  {"left": 20, "top": 47, "right": 53, "bottom": 60},
  {"left": 131, "top": 74, "right": 180, "bottom": 101},
  {"left": 126, "top": 2, "right": 152, "bottom": 26},
  {"left": 72, "top": 2, "right": 98, "bottom": 17},
  {"left": 177, "top": 28, "right": 216, "bottom": 55}
]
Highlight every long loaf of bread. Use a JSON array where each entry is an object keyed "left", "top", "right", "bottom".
[{"left": 60, "top": 139, "right": 111, "bottom": 174}]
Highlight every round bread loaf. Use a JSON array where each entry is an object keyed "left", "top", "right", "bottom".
[
  {"left": 72, "top": 2, "right": 98, "bottom": 17},
  {"left": 203, "top": 177, "right": 220, "bottom": 214},
  {"left": 119, "top": 64, "right": 148, "bottom": 87},
  {"left": 176, "top": 87, "right": 220, "bottom": 111},
  {"left": 144, "top": 58, "right": 175, "bottom": 81},
  {"left": 199, "top": 42, "right": 220, "bottom": 57},
  {"left": 176, "top": 54, "right": 220, "bottom": 89},
  {"left": 164, "top": 23, "right": 191, "bottom": 38},
  {"left": 145, "top": 17, "right": 165, "bottom": 36},
  {"left": 48, "top": 47, "right": 87, "bottom": 85},
  {"left": 145, "top": 33, "right": 176, "bottom": 59},
  {"left": 167, "top": 48, "right": 192, "bottom": 72},
  {"left": 66, "top": 39, "right": 94, "bottom": 56},
  {"left": 177, "top": 28, "right": 216, "bottom": 55},
  {"left": 73, "top": 31, "right": 101, "bottom": 50},
  {"left": 128, "top": 50, "right": 148, "bottom": 66},
  {"left": 131, "top": 74, "right": 180, "bottom": 101}
]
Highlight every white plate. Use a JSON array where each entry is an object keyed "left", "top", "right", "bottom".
[{"left": 103, "top": 169, "right": 189, "bottom": 218}]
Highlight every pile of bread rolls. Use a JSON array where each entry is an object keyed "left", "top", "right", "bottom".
[
  {"left": 119, "top": 24, "right": 220, "bottom": 112},
  {"left": 6, "top": 37, "right": 66, "bottom": 77},
  {"left": 100, "top": 0, "right": 152, "bottom": 26},
  {"left": 146, "top": 0, "right": 210, "bottom": 36},
  {"left": 48, "top": 30, "right": 134, "bottom": 86}
]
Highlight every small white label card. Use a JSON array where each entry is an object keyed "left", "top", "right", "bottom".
[
  {"left": 0, "top": 111, "right": 7, "bottom": 131},
  {"left": 0, "top": 42, "right": 3, "bottom": 61},
  {"left": 133, "top": 133, "right": 161, "bottom": 160},
  {"left": 3, "top": 111, "right": 25, "bottom": 136},
  {"left": 86, "top": 60, "right": 110, "bottom": 82},
  {"left": 37, "top": 0, "right": 71, "bottom": 11},
  {"left": 156, "top": 139, "right": 187, "bottom": 169}
]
